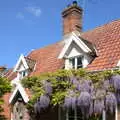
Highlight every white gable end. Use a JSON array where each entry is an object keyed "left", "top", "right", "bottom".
[
  {"left": 14, "top": 54, "right": 29, "bottom": 72},
  {"left": 58, "top": 32, "right": 95, "bottom": 70},
  {"left": 58, "top": 32, "right": 92, "bottom": 59},
  {"left": 65, "top": 40, "right": 84, "bottom": 58},
  {"left": 19, "top": 64, "right": 26, "bottom": 72},
  {"left": 68, "top": 47, "right": 81, "bottom": 58},
  {"left": 9, "top": 84, "right": 29, "bottom": 104}
]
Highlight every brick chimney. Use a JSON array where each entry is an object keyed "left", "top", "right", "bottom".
[{"left": 62, "top": 1, "right": 83, "bottom": 36}]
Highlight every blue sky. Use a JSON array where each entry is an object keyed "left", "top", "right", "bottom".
[{"left": 0, "top": 0, "right": 120, "bottom": 68}]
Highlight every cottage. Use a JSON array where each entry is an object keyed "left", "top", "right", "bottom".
[{"left": 3, "top": 1, "right": 120, "bottom": 120}]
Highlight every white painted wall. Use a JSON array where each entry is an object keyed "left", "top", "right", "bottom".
[{"left": 19, "top": 64, "right": 26, "bottom": 72}]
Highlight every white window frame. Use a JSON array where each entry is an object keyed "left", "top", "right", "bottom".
[
  {"left": 65, "top": 107, "right": 80, "bottom": 120},
  {"left": 18, "top": 70, "right": 27, "bottom": 80},
  {"left": 69, "top": 56, "right": 83, "bottom": 69}
]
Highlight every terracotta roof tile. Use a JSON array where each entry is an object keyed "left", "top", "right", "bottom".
[
  {"left": 81, "top": 19, "right": 120, "bottom": 71},
  {"left": 5, "top": 69, "right": 17, "bottom": 80},
  {"left": 27, "top": 41, "right": 65, "bottom": 76}
]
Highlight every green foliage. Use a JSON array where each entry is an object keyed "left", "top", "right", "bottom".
[
  {"left": 0, "top": 77, "right": 11, "bottom": 97},
  {"left": 102, "top": 70, "right": 114, "bottom": 80},
  {"left": 0, "top": 77, "right": 11, "bottom": 119},
  {"left": 51, "top": 91, "right": 67, "bottom": 105},
  {"left": 22, "top": 76, "right": 38, "bottom": 89},
  {"left": 53, "top": 69, "right": 71, "bottom": 78},
  {"left": 74, "top": 68, "right": 87, "bottom": 77},
  {"left": 88, "top": 72, "right": 102, "bottom": 83},
  {"left": 31, "top": 86, "right": 45, "bottom": 103},
  {"left": 113, "top": 69, "right": 120, "bottom": 75}
]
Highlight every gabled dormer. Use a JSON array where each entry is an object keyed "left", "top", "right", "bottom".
[
  {"left": 58, "top": 32, "right": 96, "bottom": 70},
  {"left": 12, "top": 54, "right": 36, "bottom": 85},
  {"left": 13, "top": 54, "right": 29, "bottom": 80}
]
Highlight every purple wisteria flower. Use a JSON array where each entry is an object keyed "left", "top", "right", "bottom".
[
  {"left": 103, "top": 80, "right": 110, "bottom": 90},
  {"left": 89, "top": 101, "right": 94, "bottom": 116},
  {"left": 77, "top": 91, "right": 91, "bottom": 117},
  {"left": 42, "top": 80, "right": 52, "bottom": 95},
  {"left": 77, "top": 91, "right": 91, "bottom": 107},
  {"left": 94, "top": 99, "right": 104, "bottom": 114},
  {"left": 39, "top": 95, "right": 50, "bottom": 108},
  {"left": 64, "top": 90, "right": 77, "bottom": 109},
  {"left": 70, "top": 77, "right": 79, "bottom": 85},
  {"left": 106, "top": 92, "right": 117, "bottom": 114},
  {"left": 34, "top": 95, "right": 50, "bottom": 113},
  {"left": 116, "top": 91, "right": 120, "bottom": 103},
  {"left": 70, "top": 77, "right": 80, "bottom": 90},
  {"left": 111, "top": 75, "right": 120, "bottom": 90},
  {"left": 34, "top": 102, "right": 40, "bottom": 114},
  {"left": 95, "top": 89, "right": 106, "bottom": 99},
  {"left": 77, "top": 80, "right": 93, "bottom": 93}
]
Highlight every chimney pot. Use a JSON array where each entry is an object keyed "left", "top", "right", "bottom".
[{"left": 73, "top": 1, "right": 77, "bottom": 5}]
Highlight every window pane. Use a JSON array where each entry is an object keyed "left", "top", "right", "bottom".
[
  {"left": 69, "top": 58, "right": 75, "bottom": 69},
  {"left": 69, "top": 108, "right": 75, "bottom": 120},
  {"left": 19, "top": 71, "right": 26, "bottom": 80},
  {"left": 77, "top": 57, "right": 83, "bottom": 69},
  {"left": 22, "top": 71, "right": 26, "bottom": 77}
]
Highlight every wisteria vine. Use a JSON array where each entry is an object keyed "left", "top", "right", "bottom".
[{"left": 22, "top": 69, "right": 120, "bottom": 118}]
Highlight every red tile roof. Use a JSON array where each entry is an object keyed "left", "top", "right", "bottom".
[
  {"left": 5, "top": 69, "right": 17, "bottom": 80},
  {"left": 81, "top": 19, "right": 120, "bottom": 71},
  {"left": 23, "top": 19, "right": 120, "bottom": 75},
  {"left": 27, "top": 41, "right": 65, "bottom": 76}
]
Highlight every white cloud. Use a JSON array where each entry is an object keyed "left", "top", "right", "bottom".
[
  {"left": 16, "top": 12, "right": 25, "bottom": 19},
  {"left": 25, "top": 6, "right": 41, "bottom": 17},
  {"left": 16, "top": 5, "right": 41, "bottom": 23}
]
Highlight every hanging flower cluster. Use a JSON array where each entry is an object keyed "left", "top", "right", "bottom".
[
  {"left": 64, "top": 90, "right": 77, "bottom": 109},
  {"left": 34, "top": 95, "right": 50, "bottom": 114},
  {"left": 22, "top": 69, "right": 120, "bottom": 118},
  {"left": 34, "top": 80, "right": 52, "bottom": 114}
]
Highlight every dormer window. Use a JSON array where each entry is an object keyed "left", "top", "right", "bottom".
[
  {"left": 21, "top": 71, "right": 26, "bottom": 77},
  {"left": 69, "top": 58, "right": 75, "bottom": 69},
  {"left": 19, "top": 70, "right": 27, "bottom": 80},
  {"left": 69, "top": 56, "right": 83, "bottom": 69},
  {"left": 58, "top": 33, "right": 96, "bottom": 70}
]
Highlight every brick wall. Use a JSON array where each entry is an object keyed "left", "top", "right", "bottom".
[{"left": 2, "top": 93, "right": 11, "bottom": 120}]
